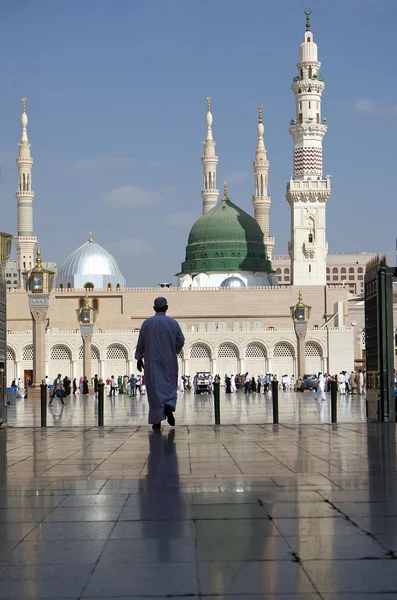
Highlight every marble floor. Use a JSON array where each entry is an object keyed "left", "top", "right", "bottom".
[
  {"left": 0, "top": 422, "right": 396, "bottom": 597},
  {"left": 7, "top": 389, "right": 367, "bottom": 427}
]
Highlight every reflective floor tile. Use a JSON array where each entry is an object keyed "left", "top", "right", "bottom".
[
  {"left": 265, "top": 503, "right": 337, "bottom": 518},
  {"left": 0, "top": 496, "right": 66, "bottom": 509},
  {"left": 100, "top": 538, "right": 196, "bottom": 563},
  {"left": 83, "top": 561, "right": 199, "bottom": 597},
  {"left": 197, "top": 534, "right": 293, "bottom": 561},
  {"left": 0, "top": 523, "right": 37, "bottom": 541},
  {"left": 196, "top": 519, "right": 280, "bottom": 539},
  {"left": 43, "top": 506, "right": 123, "bottom": 522},
  {"left": 24, "top": 521, "right": 114, "bottom": 541},
  {"left": 190, "top": 504, "right": 268, "bottom": 519},
  {"left": 303, "top": 559, "right": 397, "bottom": 593},
  {"left": 286, "top": 534, "right": 388, "bottom": 559},
  {"left": 273, "top": 517, "right": 361, "bottom": 537},
  {"left": 0, "top": 507, "right": 54, "bottom": 522},
  {"left": 58, "top": 494, "right": 129, "bottom": 507},
  {"left": 110, "top": 519, "right": 195, "bottom": 539},
  {"left": 7, "top": 539, "right": 106, "bottom": 564},
  {"left": 198, "top": 561, "right": 316, "bottom": 595},
  {"left": 0, "top": 564, "right": 92, "bottom": 598}
]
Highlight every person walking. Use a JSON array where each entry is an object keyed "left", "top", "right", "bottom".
[
  {"left": 315, "top": 372, "right": 326, "bottom": 401},
  {"left": 109, "top": 376, "right": 116, "bottom": 397},
  {"left": 73, "top": 378, "right": 77, "bottom": 395},
  {"left": 93, "top": 374, "right": 99, "bottom": 397},
  {"left": 129, "top": 374, "right": 137, "bottom": 397},
  {"left": 135, "top": 296, "right": 185, "bottom": 430},
  {"left": 82, "top": 376, "right": 89, "bottom": 396},
  {"left": 49, "top": 373, "right": 65, "bottom": 406}
]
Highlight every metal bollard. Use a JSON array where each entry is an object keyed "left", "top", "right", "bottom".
[
  {"left": 213, "top": 377, "right": 221, "bottom": 425},
  {"left": 40, "top": 383, "right": 47, "bottom": 427},
  {"left": 330, "top": 379, "right": 337, "bottom": 423},
  {"left": 98, "top": 381, "right": 104, "bottom": 426},
  {"left": 271, "top": 379, "right": 279, "bottom": 424}
]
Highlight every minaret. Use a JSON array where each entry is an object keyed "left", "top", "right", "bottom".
[
  {"left": 201, "top": 96, "right": 219, "bottom": 214},
  {"left": 286, "top": 10, "right": 331, "bottom": 286},
  {"left": 252, "top": 105, "right": 274, "bottom": 259},
  {"left": 14, "top": 97, "right": 37, "bottom": 284}
]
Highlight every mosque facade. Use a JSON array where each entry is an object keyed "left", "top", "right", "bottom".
[{"left": 5, "top": 13, "right": 383, "bottom": 385}]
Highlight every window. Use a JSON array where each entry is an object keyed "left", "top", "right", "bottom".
[
  {"left": 341, "top": 267, "right": 346, "bottom": 274},
  {"left": 190, "top": 344, "right": 211, "bottom": 359},
  {"left": 349, "top": 275, "right": 354, "bottom": 281},
  {"left": 60, "top": 283, "right": 64, "bottom": 291},
  {"left": 245, "top": 343, "right": 266, "bottom": 358},
  {"left": 50, "top": 345, "right": 71, "bottom": 361},
  {"left": 308, "top": 233, "right": 313, "bottom": 243},
  {"left": 92, "top": 298, "right": 99, "bottom": 311},
  {"left": 276, "top": 268, "right": 281, "bottom": 275},
  {"left": 309, "top": 101, "right": 311, "bottom": 109},
  {"left": 299, "top": 102, "right": 302, "bottom": 110},
  {"left": 326, "top": 275, "right": 330, "bottom": 281},
  {"left": 349, "top": 267, "right": 355, "bottom": 273},
  {"left": 84, "top": 282, "right": 94, "bottom": 291},
  {"left": 273, "top": 343, "right": 293, "bottom": 358},
  {"left": 106, "top": 344, "right": 127, "bottom": 360},
  {"left": 79, "top": 298, "right": 84, "bottom": 309},
  {"left": 67, "top": 283, "right": 71, "bottom": 290},
  {"left": 284, "top": 268, "right": 290, "bottom": 274},
  {"left": 317, "top": 113, "right": 320, "bottom": 123},
  {"left": 218, "top": 343, "right": 238, "bottom": 358},
  {"left": 333, "top": 275, "right": 338, "bottom": 281},
  {"left": 358, "top": 267, "right": 363, "bottom": 273},
  {"left": 332, "top": 267, "right": 338, "bottom": 274},
  {"left": 299, "top": 113, "right": 303, "bottom": 124},
  {"left": 326, "top": 267, "right": 330, "bottom": 274},
  {"left": 309, "top": 264, "right": 312, "bottom": 273},
  {"left": 22, "top": 346, "right": 33, "bottom": 361},
  {"left": 305, "top": 342, "right": 321, "bottom": 357},
  {"left": 107, "top": 283, "right": 112, "bottom": 291}
]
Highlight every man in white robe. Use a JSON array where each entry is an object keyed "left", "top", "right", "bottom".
[
  {"left": 135, "top": 297, "right": 185, "bottom": 430},
  {"left": 315, "top": 372, "right": 326, "bottom": 401}
]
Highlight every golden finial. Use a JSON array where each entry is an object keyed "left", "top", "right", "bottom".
[
  {"left": 89, "top": 231, "right": 93, "bottom": 242},
  {"left": 304, "top": 8, "right": 312, "bottom": 31},
  {"left": 22, "top": 97, "right": 27, "bottom": 113},
  {"left": 222, "top": 181, "right": 229, "bottom": 201},
  {"left": 84, "top": 289, "right": 90, "bottom": 309},
  {"left": 298, "top": 290, "right": 304, "bottom": 306},
  {"left": 36, "top": 246, "right": 42, "bottom": 267},
  {"left": 206, "top": 96, "right": 211, "bottom": 112},
  {"left": 258, "top": 104, "right": 263, "bottom": 124}
]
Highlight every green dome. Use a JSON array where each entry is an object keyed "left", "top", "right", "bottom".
[{"left": 179, "top": 198, "right": 273, "bottom": 275}]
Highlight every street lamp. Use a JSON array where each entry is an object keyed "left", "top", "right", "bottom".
[
  {"left": 291, "top": 291, "right": 311, "bottom": 381},
  {"left": 76, "top": 291, "right": 97, "bottom": 387},
  {"left": 27, "top": 248, "right": 54, "bottom": 390},
  {"left": 0, "top": 232, "right": 13, "bottom": 423}
]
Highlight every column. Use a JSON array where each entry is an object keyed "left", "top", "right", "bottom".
[
  {"left": 295, "top": 328, "right": 307, "bottom": 380},
  {"left": 211, "top": 358, "right": 217, "bottom": 374},
  {"left": 80, "top": 324, "right": 94, "bottom": 383},
  {"left": 128, "top": 360, "right": 133, "bottom": 375},
  {"left": 28, "top": 294, "right": 50, "bottom": 387},
  {"left": 239, "top": 359, "right": 244, "bottom": 374},
  {"left": 100, "top": 360, "right": 106, "bottom": 379},
  {"left": 16, "top": 361, "right": 21, "bottom": 380},
  {"left": 72, "top": 360, "right": 77, "bottom": 380}
]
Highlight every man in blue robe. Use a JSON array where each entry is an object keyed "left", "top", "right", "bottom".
[{"left": 135, "top": 297, "right": 185, "bottom": 430}]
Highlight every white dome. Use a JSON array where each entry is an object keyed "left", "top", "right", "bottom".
[
  {"left": 56, "top": 235, "right": 126, "bottom": 290},
  {"left": 220, "top": 276, "right": 246, "bottom": 289}
]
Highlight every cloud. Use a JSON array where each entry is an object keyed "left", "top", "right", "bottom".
[
  {"left": 103, "top": 185, "right": 162, "bottom": 209},
  {"left": 354, "top": 98, "right": 397, "bottom": 116},
  {"left": 147, "top": 160, "right": 164, "bottom": 168},
  {"left": 224, "top": 170, "right": 250, "bottom": 184},
  {"left": 70, "top": 156, "right": 135, "bottom": 173},
  {"left": 165, "top": 212, "right": 198, "bottom": 228},
  {"left": 108, "top": 237, "right": 155, "bottom": 258}
]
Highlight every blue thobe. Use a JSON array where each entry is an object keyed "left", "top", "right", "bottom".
[{"left": 135, "top": 313, "right": 185, "bottom": 424}]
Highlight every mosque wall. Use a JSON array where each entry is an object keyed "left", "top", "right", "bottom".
[{"left": 6, "top": 324, "right": 355, "bottom": 385}]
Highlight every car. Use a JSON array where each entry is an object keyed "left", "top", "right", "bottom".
[
  {"left": 299, "top": 374, "right": 318, "bottom": 392},
  {"left": 195, "top": 372, "right": 212, "bottom": 394}
]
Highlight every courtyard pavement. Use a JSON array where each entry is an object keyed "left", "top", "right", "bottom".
[
  {"left": 0, "top": 421, "right": 396, "bottom": 597},
  {"left": 7, "top": 389, "right": 367, "bottom": 427}
]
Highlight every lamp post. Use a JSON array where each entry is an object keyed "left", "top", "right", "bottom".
[
  {"left": 76, "top": 292, "right": 97, "bottom": 386},
  {"left": 291, "top": 291, "right": 311, "bottom": 381},
  {"left": 27, "top": 248, "right": 53, "bottom": 389},
  {"left": 0, "top": 232, "right": 13, "bottom": 423}
]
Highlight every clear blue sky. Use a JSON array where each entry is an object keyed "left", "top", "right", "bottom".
[{"left": 0, "top": 0, "right": 396, "bottom": 285}]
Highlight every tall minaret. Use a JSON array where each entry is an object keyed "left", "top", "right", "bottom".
[
  {"left": 252, "top": 105, "right": 274, "bottom": 259},
  {"left": 14, "top": 97, "right": 37, "bottom": 283},
  {"left": 201, "top": 96, "right": 219, "bottom": 214},
  {"left": 286, "top": 10, "right": 331, "bottom": 286}
]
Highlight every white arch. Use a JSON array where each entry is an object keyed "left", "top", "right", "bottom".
[
  {"left": 272, "top": 341, "right": 296, "bottom": 358},
  {"left": 216, "top": 341, "right": 240, "bottom": 358},
  {"left": 49, "top": 343, "right": 73, "bottom": 361},
  {"left": 189, "top": 342, "right": 212, "bottom": 359},
  {"left": 305, "top": 340, "right": 324, "bottom": 357},
  {"left": 105, "top": 342, "right": 129, "bottom": 360},
  {"left": 245, "top": 341, "right": 268, "bottom": 358}
]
